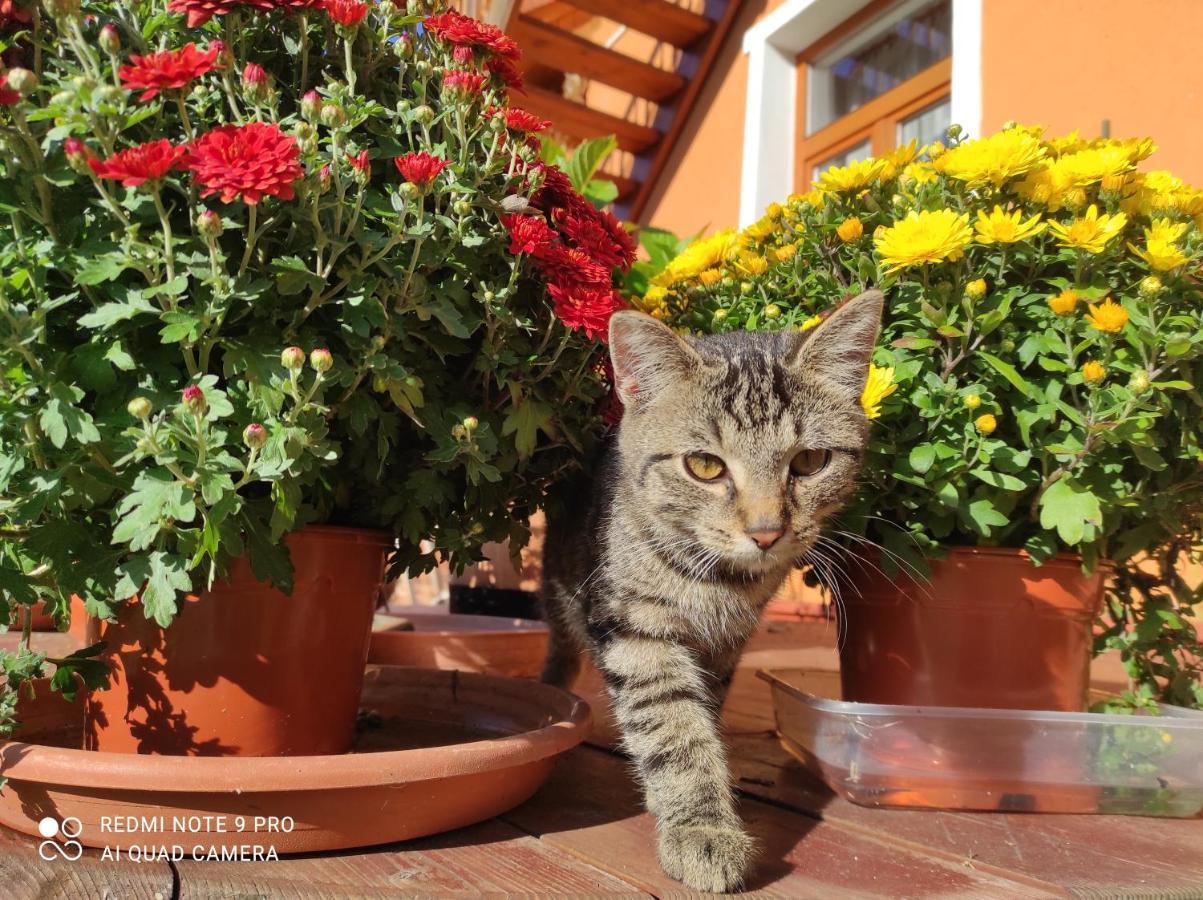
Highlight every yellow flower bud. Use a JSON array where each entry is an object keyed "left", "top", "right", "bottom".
[
  {"left": 699, "top": 268, "right": 722, "bottom": 287},
  {"left": 796, "top": 314, "right": 822, "bottom": 332},
  {"left": 963, "top": 393, "right": 981, "bottom": 409},
  {"left": 1129, "top": 370, "right": 1150, "bottom": 393},
  {"left": 965, "top": 278, "right": 987, "bottom": 300},
  {"left": 836, "top": 217, "right": 864, "bottom": 242},
  {"left": 974, "top": 413, "right": 998, "bottom": 435},
  {"left": 1139, "top": 275, "right": 1163, "bottom": 298},
  {"left": 1081, "top": 360, "right": 1106, "bottom": 384},
  {"left": 764, "top": 303, "right": 781, "bottom": 319}
]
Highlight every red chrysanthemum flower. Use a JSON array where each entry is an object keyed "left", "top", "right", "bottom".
[
  {"left": 441, "top": 69, "right": 486, "bottom": 95},
  {"left": 452, "top": 46, "right": 473, "bottom": 65},
  {"left": 0, "top": 70, "right": 19, "bottom": 105},
  {"left": 182, "top": 122, "right": 302, "bottom": 205},
  {"left": 560, "top": 208, "right": 637, "bottom": 269},
  {"left": 119, "top": 42, "right": 222, "bottom": 101},
  {"left": 535, "top": 244, "right": 613, "bottom": 288},
  {"left": 548, "top": 283, "right": 625, "bottom": 342},
  {"left": 348, "top": 149, "right": 370, "bottom": 171},
  {"left": 321, "top": 0, "right": 368, "bottom": 27},
  {"left": 89, "top": 139, "right": 187, "bottom": 187},
  {"left": 501, "top": 214, "right": 556, "bottom": 256},
  {"left": 530, "top": 163, "right": 576, "bottom": 213},
  {"left": 485, "top": 56, "right": 523, "bottom": 93},
  {"left": 166, "top": 0, "right": 273, "bottom": 27},
  {"left": 393, "top": 151, "right": 449, "bottom": 186},
  {"left": 424, "top": 10, "right": 520, "bottom": 60},
  {"left": 242, "top": 61, "right": 267, "bottom": 85},
  {"left": 502, "top": 107, "right": 550, "bottom": 133}
]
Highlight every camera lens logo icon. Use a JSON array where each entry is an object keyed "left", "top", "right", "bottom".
[{"left": 37, "top": 816, "right": 84, "bottom": 861}]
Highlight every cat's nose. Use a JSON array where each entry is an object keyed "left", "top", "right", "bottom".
[{"left": 747, "top": 526, "right": 784, "bottom": 550}]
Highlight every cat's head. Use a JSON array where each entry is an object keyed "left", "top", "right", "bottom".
[{"left": 608, "top": 290, "right": 883, "bottom": 577}]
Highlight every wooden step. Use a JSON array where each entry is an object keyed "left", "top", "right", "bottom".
[
  {"left": 521, "top": 87, "right": 661, "bottom": 154},
  {"left": 510, "top": 14, "right": 686, "bottom": 102},
  {"left": 557, "top": 0, "right": 712, "bottom": 48}
]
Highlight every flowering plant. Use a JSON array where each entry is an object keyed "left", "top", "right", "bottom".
[
  {"left": 0, "top": 0, "right": 631, "bottom": 722},
  {"left": 643, "top": 125, "right": 1202, "bottom": 707}
]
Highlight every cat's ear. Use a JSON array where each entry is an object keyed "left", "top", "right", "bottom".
[
  {"left": 609, "top": 310, "right": 701, "bottom": 408},
  {"left": 790, "top": 289, "right": 884, "bottom": 401}
]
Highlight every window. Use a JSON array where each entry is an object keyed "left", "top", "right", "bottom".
[{"left": 797, "top": 0, "right": 952, "bottom": 188}]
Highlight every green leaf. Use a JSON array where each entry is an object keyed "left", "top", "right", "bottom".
[
  {"left": 963, "top": 498, "right": 1008, "bottom": 534},
  {"left": 908, "top": 444, "right": 936, "bottom": 475},
  {"left": 141, "top": 552, "right": 192, "bottom": 627},
  {"left": 979, "top": 351, "right": 1036, "bottom": 399},
  {"left": 565, "top": 135, "right": 617, "bottom": 193},
  {"left": 49, "top": 643, "right": 110, "bottom": 701},
  {"left": 582, "top": 178, "right": 619, "bottom": 208},
  {"left": 75, "top": 254, "right": 129, "bottom": 285},
  {"left": 502, "top": 399, "right": 553, "bottom": 459},
  {"left": 1038, "top": 478, "right": 1102, "bottom": 545},
  {"left": 971, "top": 468, "right": 1027, "bottom": 491},
  {"left": 40, "top": 384, "right": 101, "bottom": 448},
  {"left": 78, "top": 297, "right": 157, "bottom": 330}
]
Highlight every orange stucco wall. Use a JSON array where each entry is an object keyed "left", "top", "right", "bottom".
[
  {"left": 638, "top": 0, "right": 787, "bottom": 235},
  {"left": 980, "top": 0, "right": 1203, "bottom": 183}
]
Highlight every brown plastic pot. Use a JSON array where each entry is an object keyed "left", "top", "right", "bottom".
[
  {"left": 839, "top": 547, "right": 1109, "bottom": 711},
  {"left": 84, "top": 526, "right": 392, "bottom": 757},
  {"left": 0, "top": 668, "right": 590, "bottom": 852},
  {"left": 369, "top": 609, "right": 548, "bottom": 677}
]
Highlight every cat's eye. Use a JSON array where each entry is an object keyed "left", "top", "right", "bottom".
[
  {"left": 789, "top": 448, "right": 831, "bottom": 478},
  {"left": 684, "top": 452, "right": 727, "bottom": 482}
]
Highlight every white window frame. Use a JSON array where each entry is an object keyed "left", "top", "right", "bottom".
[{"left": 738, "top": 0, "right": 982, "bottom": 226}]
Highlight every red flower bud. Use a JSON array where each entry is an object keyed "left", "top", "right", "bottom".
[
  {"left": 300, "top": 89, "right": 322, "bottom": 121},
  {"left": 452, "top": 46, "right": 473, "bottom": 64},
  {"left": 309, "top": 348, "right": 333, "bottom": 373},
  {"left": 242, "top": 62, "right": 267, "bottom": 85},
  {"left": 197, "top": 208, "right": 223, "bottom": 241},
  {"left": 99, "top": 23, "right": 121, "bottom": 54},
  {"left": 281, "top": 346, "right": 305, "bottom": 371},
  {"left": 243, "top": 422, "right": 267, "bottom": 449},
  {"left": 182, "top": 384, "right": 207, "bottom": 415}
]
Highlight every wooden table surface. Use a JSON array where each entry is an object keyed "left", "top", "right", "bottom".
[{"left": 5, "top": 621, "right": 1202, "bottom": 899}]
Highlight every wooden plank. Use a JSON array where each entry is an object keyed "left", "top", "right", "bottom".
[
  {"left": 559, "top": 0, "right": 712, "bottom": 48},
  {"left": 629, "top": 0, "right": 744, "bottom": 220},
  {"left": 176, "top": 817, "right": 646, "bottom": 897},
  {"left": 502, "top": 746, "right": 1057, "bottom": 897},
  {"left": 0, "top": 827, "right": 175, "bottom": 899},
  {"left": 511, "top": 15, "right": 686, "bottom": 102},
  {"left": 521, "top": 87, "right": 660, "bottom": 153}
]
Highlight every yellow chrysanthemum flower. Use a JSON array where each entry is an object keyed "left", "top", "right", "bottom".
[
  {"left": 1047, "top": 205, "right": 1128, "bottom": 254},
  {"left": 764, "top": 202, "right": 784, "bottom": 220},
  {"left": 900, "top": 161, "right": 938, "bottom": 187},
  {"left": 836, "top": 217, "right": 864, "bottom": 242},
  {"left": 797, "top": 314, "right": 822, "bottom": 331},
  {"left": 1132, "top": 239, "right": 1188, "bottom": 271},
  {"left": 975, "top": 413, "right": 998, "bottom": 435},
  {"left": 1047, "top": 288, "right": 1079, "bottom": 316},
  {"left": 774, "top": 243, "right": 798, "bottom": 262},
  {"left": 878, "top": 139, "right": 919, "bottom": 179},
  {"left": 1145, "top": 217, "right": 1189, "bottom": 244},
  {"left": 743, "top": 215, "right": 777, "bottom": 242},
  {"left": 1081, "top": 360, "right": 1106, "bottom": 384},
  {"left": 860, "top": 364, "right": 896, "bottom": 419},
  {"left": 736, "top": 252, "right": 769, "bottom": 276},
  {"left": 816, "top": 157, "right": 887, "bottom": 195},
  {"left": 1085, "top": 298, "right": 1129, "bottom": 333},
  {"left": 874, "top": 209, "right": 973, "bottom": 273},
  {"left": 654, "top": 229, "right": 741, "bottom": 285},
  {"left": 973, "top": 205, "right": 1046, "bottom": 244},
  {"left": 933, "top": 128, "right": 1047, "bottom": 188},
  {"left": 698, "top": 268, "right": 723, "bottom": 287}
]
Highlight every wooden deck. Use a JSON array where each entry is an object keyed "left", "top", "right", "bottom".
[{"left": 5, "top": 621, "right": 1202, "bottom": 898}]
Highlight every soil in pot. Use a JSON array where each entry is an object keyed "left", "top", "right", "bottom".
[
  {"left": 84, "top": 526, "right": 392, "bottom": 757},
  {"left": 839, "top": 547, "right": 1108, "bottom": 711}
]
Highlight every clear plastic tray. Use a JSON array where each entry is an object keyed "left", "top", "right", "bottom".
[{"left": 759, "top": 669, "right": 1203, "bottom": 817}]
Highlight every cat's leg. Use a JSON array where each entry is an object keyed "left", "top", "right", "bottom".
[
  {"left": 599, "top": 632, "right": 754, "bottom": 892},
  {"left": 539, "top": 603, "right": 584, "bottom": 688}
]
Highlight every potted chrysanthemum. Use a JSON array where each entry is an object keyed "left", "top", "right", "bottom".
[
  {"left": 642, "top": 125, "right": 1202, "bottom": 712},
  {"left": 0, "top": 0, "right": 631, "bottom": 753}
]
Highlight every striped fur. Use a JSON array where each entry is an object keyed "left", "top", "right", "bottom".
[{"left": 541, "top": 291, "right": 883, "bottom": 892}]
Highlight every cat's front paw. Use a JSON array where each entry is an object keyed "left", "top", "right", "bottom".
[{"left": 658, "top": 822, "right": 755, "bottom": 893}]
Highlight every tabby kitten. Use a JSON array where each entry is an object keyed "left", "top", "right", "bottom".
[{"left": 540, "top": 290, "right": 883, "bottom": 893}]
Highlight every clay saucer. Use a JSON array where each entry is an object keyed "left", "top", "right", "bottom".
[
  {"left": 370, "top": 608, "right": 549, "bottom": 678},
  {"left": 0, "top": 667, "right": 589, "bottom": 853}
]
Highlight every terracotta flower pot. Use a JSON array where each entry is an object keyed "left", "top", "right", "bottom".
[
  {"left": 84, "top": 526, "right": 392, "bottom": 757},
  {"left": 839, "top": 547, "right": 1109, "bottom": 711},
  {"left": 370, "top": 609, "right": 549, "bottom": 677}
]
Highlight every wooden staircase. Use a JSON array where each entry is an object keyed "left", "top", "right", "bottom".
[{"left": 505, "top": 0, "right": 743, "bottom": 220}]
